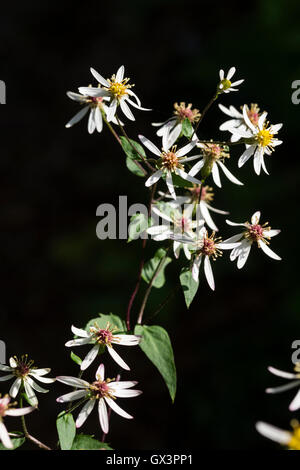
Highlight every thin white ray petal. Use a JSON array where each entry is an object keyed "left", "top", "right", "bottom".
[
  {"left": 120, "top": 99, "right": 135, "bottom": 121},
  {"left": 24, "top": 380, "right": 38, "bottom": 406},
  {"left": 259, "top": 241, "right": 281, "bottom": 260},
  {"left": 104, "top": 397, "right": 133, "bottom": 419},
  {"left": 116, "top": 65, "right": 125, "bottom": 82},
  {"left": 145, "top": 170, "right": 163, "bottom": 187},
  {"left": 107, "top": 346, "right": 130, "bottom": 370},
  {"left": 76, "top": 399, "right": 95, "bottom": 428},
  {"left": 110, "top": 388, "right": 142, "bottom": 398},
  {"left": 98, "top": 398, "right": 109, "bottom": 434},
  {"left": 56, "top": 390, "right": 87, "bottom": 403},
  {"left": 0, "top": 421, "right": 13, "bottom": 449},
  {"left": 90, "top": 68, "right": 110, "bottom": 87},
  {"left": 65, "top": 106, "right": 89, "bottom": 128},
  {"left": 217, "top": 161, "right": 243, "bottom": 185},
  {"left": 9, "top": 378, "right": 22, "bottom": 398},
  {"left": 256, "top": 422, "right": 291, "bottom": 445},
  {"left": 212, "top": 162, "right": 221, "bottom": 188},
  {"left": 176, "top": 141, "right": 197, "bottom": 158},
  {"left": 81, "top": 344, "right": 100, "bottom": 371},
  {"left": 237, "top": 240, "right": 251, "bottom": 269},
  {"left": 56, "top": 376, "right": 90, "bottom": 388},
  {"left": 204, "top": 256, "right": 215, "bottom": 291},
  {"left": 138, "top": 135, "right": 161, "bottom": 156}
]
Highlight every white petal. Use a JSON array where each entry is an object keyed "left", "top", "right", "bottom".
[
  {"left": 237, "top": 240, "right": 251, "bottom": 269},
  {"left": 188, "top": 159, "right": 204, "bottom": 177},
  {"left": 65, "top": 106, "right": 89, "bottom": 128},
  {"left": 26, "top": 376, "right": 49, "bottom": 393},
  {"left": 176, "top": 141, "right": 197, "bottom": 158},
  {"left": 71, "top": 325, "right": 90, "bottom": 338},
  {"left": 259, "top": 241, "right": 281, "bottom": 261},
  {"left": 56, "top": 376, "right": 90, "bottom": 388},
  {"left": 9, "top": 378, "right": 22, "bottom": 398},
  {"left": 253, "top": 147, "right": 263, "bottom": 175},
  {"left": 90, "top": 68, "right": 110, "bottom": 87},
  {"left": 116, "top": 65, "right": 125, "bottom": 82},
  {"left": 217, "top": 161, "right": 243, "bottom": 185},
  {"left": 110, "top": 388, "right": 142, "bottom": 398},
  {"left": 145, "top": 170, "right": 163, "bottom": 187},
  {"left": 120, "top": 99, "right": 135, "bottom": 121},
  {"left": 138, "top": 135, "right": 161, "bottom": 157},
  {"left": 266, "top": 381, "right": 300, "bottom": 395},
  {"left": 256, "top": 422, "right": 290, "bottom": 445},
  {"left": 0, "top": 374, "right": 14, "bottom": 381},
  {"left": 65, "top": 337, "right": 92, "bottom": 347},
  {"left": 238, "top": 146, "right": 255, "bottom": 168},
  {"left": 227, "top": 66, "right": 236, "bottom": 80},
  {"left": 166, "top": 171, "right": 176, "bottom": 199},
  {"left": 113, "top": 334, "right": 141, "bottom": 346},
  {"left": 104, "top": 396, "right": 133, "bottom": 419},
  {"left": 107, "top": 346, "right": 130, "bottom": 370},
  {"left": 111, "top": 381, "right": 138, "bottom": 389},
  {"left": 0, "top": 421, "right": 13, "bottom": 449},
  {"left": 76, "top": 399, "right": 95, "bottom": 428},
  {"left": 0, "top": 365, "right": 12, "bottom": 372},
  {"left": 212, "top": 163, "right": 221, "bottom": 188},
  {"left": 96, "top": 364, "right": 105, "bottom": 381},
  {"left": 289, "top": 389, "right": 300, "bottom": 411},
  {"left": 175, "top": 169, "right": 201, "bottom": 185},
  {"left": 199, "top": 203, "right": 218, "bottom": 231},
  {"left": 95, "top": 106, "right": 103, "bottom": 132},
  {"left": 192, "top": 256, "right": 202, "bottom": 282},
  {"left": 81, "top": 344, "right": 100, "bottom": 371},
  {"left": 204, "top": 256, "right": 215, "bottom": 291},
  {"left": 24, "top": 380, "right": 38, "bottom": 406},
  {"left": 78, "top": 87, "right": 108, "bottom": 97},
  {"left": 106, "top": 100, "right": 117, "bottom": 122},
  {"left": 151, "top": 206, "right": 173, "bottom": 223},
  {"left": 5, "top": 406, "right": 34, "bottom": 417},
  {"left": 57, "top": 390, "right": 87, "bottom": 403},
  {"left": 98, "top": 398, "right": 109, "bottom": 434},
  {"left": 88, "top": 108, "right": 96, "bottom": 134},
  {"left": 268, "top": 366, "right": 299, "bottom": 379},
  {"left": 251, "top": 211, "right": 261, "bottom": 224}
]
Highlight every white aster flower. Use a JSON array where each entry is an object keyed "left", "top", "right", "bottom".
[
  {"left": 65, "top": 89, "right": 121, "bottom": 134},
  {"left": 229, "top": 105, "right": 283, "bottom": 175},
  {"left": 65, "top": 323, "right": 141, "bottom": 371},
  {"left": 225, "top": 211, "right": 281, "bottom": 269},
  {"left": 266, "top": 364, "right": 300, "bottom": 411},
  {"left": 190, "top": 142, "right": 243, "bottom": 188},
  {"left": 78, "top": 65, "right": 150, "bottom": 123},
  {"left": 0, "top": 395, "right": 35, "bottom": 449},
  {"left": 147, "top": 202, "right": 204, "bottom": 259},
  {"left": 56, "top": 363, "right": 142, "bottom": 434},
  {"left": 217, "top": 67, "right": 244, "bottom": 94},
  {"left": 256, "top": 420, "right": 300, "bottom": 450},
  {"left": 0, "top": 355, "right": 55, "bottom": 406},
  {"left": 152, "top": 102, "right": 201, "bottom": 145},
  {"left": 138, "top": 134, "right": 202, "bottom": 199},
  {"left": 218, "top": 103, "right": 262, "bottom": 142},
  {"left": 171, "top": 226, "right": 240, "bottom": 291}
]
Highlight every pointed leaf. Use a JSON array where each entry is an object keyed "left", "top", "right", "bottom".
[
  {"left": 142, "top": 248, "right": 172, "bottom": 289},
  {"left": 56, "top": 412, "right": 76, "bottom": 450},
  {"left": 134, "top": 324, "right": 177, "bottom": 402},
  {"left": 180, "top": 267, "right": 199, "bottom": 308},
  {"left": 85, "top": 313, "right": 126, "bottom": 334}
]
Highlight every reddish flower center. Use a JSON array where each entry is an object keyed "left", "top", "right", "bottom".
[
  {"left": 246, "top": 224, "right": 264, "bottom": 241},
  {"left": 95, "top": 329, "right": 113, "bottom": 345},
  {"left": 201, "top": 238, "right": 216, "bottom": 256},
  {"left": 161, "top": 151, "right": 180, "bottom": 171},
  {"left": 90, "top": 380, "right": 114, "bottom": 399}
]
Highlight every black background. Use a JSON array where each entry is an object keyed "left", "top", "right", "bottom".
[{"left": 0, "top": 0, "right": 300, "bottom": 450}]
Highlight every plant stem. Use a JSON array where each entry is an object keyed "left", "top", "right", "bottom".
[
  {"left": 19, "top": 396, "right": 51, "bottom": 450},
  {"left": 191, "top": 93, "right": 218, "bottom": 139},
  {"left": 126, "top": 183, "right": 157, "bottom": 331},
  {"left": 103, "top": 113, "right": 147, "bottom": 176},
  {"left": 137, "top": 247, "right": 170, "bottom": 325},
  {"left": 116, "top": 116, "right": 155, "bottom": 172},
  {"left": 144, "top": 288, "right": 176, "bottom": 324}
]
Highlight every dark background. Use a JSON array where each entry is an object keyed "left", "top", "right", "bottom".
[{"left": 0, "top": 0, "right": 299, "bottom": 450}]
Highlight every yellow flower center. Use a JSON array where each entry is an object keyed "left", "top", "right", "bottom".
[
  {"left": 256, "top": 129, "right": 273, "bottom": 147},
  {"left": 107, "top": 75, "right": 133, "bottom": 100},
  {"left": 288, "top": 424, "right": 300, "bottom": 450},
  {"left": 160, "top": 147, "right": 183, "bottom": 172},
  {"left": 220, "top": 79, "right": 231, "bottom": 90}
]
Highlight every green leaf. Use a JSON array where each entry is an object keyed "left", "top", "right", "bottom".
[
  {"left": 126, "top": 157, "right": 146, "bottom": 177},
  {"left": 134, "top": 324, "right": 177, "bottom": 402},
  {"left": 171, "top": 173, "right": 194, "bottom": 188},
  {"left": 56, "top": 412, "right": 76, "bottom": 450},
  {"left": 85, "top": 313, "right": 126, "bottom": 334},
  {"left": 180, "top": 267, "right": 199, "bottom": 308},
  {"left": 120, "top": 136, "right": 146, "bottom": 161},
  {"left": 128, "top": 213, "right": 148, "bottom": 242},
  {"left": 142, "top": 248, "right": 172, "bottom": 289},
  {"left": 0, "top": 432, "right": 25, "bottom": 450},
  {"left": 70, "top": 351, "right": 82, "bottom": 366},
  {"left": 181, "top": 118, "right": 194, "bottom": 138},
  {"left": 71, "top": 434, "right": 113, "bottom": 450}
]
